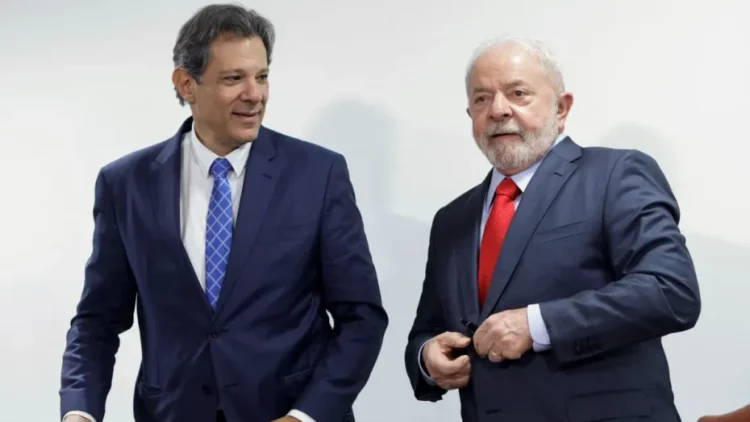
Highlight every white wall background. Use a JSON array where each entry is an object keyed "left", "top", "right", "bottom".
[{"left": 1, "top": 0, "right": 748, "bottom": 420}]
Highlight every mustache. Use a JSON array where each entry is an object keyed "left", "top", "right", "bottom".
[{"left": 484, "top": 123, "right": 524, "bottom": 138}]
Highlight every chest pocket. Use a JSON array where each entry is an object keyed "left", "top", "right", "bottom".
[{"left": 531, "top": 220, "right": 591, "bottom": 244}]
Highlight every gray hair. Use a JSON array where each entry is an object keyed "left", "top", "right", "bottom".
[
  {"left": 465, "top": 36, "right": 565, "bottom": 96},
  {"left": 172, "top": 3, "right": 276, "bottom": 106}
]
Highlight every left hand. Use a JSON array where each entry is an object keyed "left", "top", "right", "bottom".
[
  {"left": 271, "top": 417, "right": 300, "bottom": 422},
  {"left": 473, "top": 308, "right": 533, "bottom": 363}
]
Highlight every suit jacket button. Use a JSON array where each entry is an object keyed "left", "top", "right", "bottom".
[
  {"left": 210, "top": 328, "right": 222, "bottom": 338},
  {"left": 201, "top": 385, "right": 213, "bottom": 395}
]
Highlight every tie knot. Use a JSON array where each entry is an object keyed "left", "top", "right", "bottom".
[
  {"left": 210, "top": 158, "right": 233, "bottom": 179},
  {"left": 496, "top": 177, "right": 520, "bottom": 199}
]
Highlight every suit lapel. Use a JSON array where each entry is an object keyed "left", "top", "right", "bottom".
[
  {"left": 453, "top": 173, "right": 492, "bottom": 323},
  {"left": 214, "top": 127, "right": 284, "bottom": 315},
  {"left": 480, "top": 137, "right": 582, "bottom": 320},
  {"left": 148, "top": 119, "right": 212, "bottom": 312}
]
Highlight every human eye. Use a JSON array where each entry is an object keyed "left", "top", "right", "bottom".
[{"left": 474, "top": 94, "right": 488, "bottom": 104}]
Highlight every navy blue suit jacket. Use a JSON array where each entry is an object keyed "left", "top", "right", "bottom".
[
  {"left": 405, "top": 137, "right": 700, "bottom": 422},
  {"left": 60, "top": 118, "right": 388, "bottom": 422}
]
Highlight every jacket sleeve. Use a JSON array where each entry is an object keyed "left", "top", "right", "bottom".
[
  {"left": 539, "top": 150, "right": 701, "bottom": 364},
  {"left": 404, "top": 208, "right": 449, "bottom": 401},
  {"left": 60, "top": 169, "right": 138, "bottom": 422},
  {"left": 291, "top": 154, "right": 389, "bottom": 421}
]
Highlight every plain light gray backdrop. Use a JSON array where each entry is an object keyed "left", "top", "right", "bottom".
[{"left": 0, "top": 1, "right": 748, "bottom": 421}]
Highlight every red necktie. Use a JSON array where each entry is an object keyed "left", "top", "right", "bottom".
[{"left": 477, "top": 178, "right": 520, "bottom": 308}]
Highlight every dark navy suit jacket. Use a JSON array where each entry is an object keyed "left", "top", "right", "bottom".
[
  {"left": 60, "top": 118, "right": 388, "bottom": 422},
  {"left": 405, "top": 137, "right": 700, "bottom": 422}
]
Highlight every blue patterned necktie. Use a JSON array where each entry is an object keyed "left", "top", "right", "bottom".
[{"left": 205, "top": 158, "right": 233, "bottom": 310}]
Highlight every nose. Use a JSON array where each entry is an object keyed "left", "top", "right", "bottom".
[
  {"left": 239, "top": 80, "right": 263, "bottom": 103},
  {"left": 488, "top": 94, "right": 512, "bottom": 121}
]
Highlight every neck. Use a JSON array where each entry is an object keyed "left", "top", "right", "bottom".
[
  {"left": 498, "top": 168, "right": 523, "bottom": 176},
  {"left": 193, "top": 123, "right": 235, "bottom": 157}
]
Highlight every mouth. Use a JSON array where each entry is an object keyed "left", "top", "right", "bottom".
[
  {"left": 489, "top": 132, "right": 521, "bottom": 140},
  {"left": 232, "top": 110, "right": 261, "bottom": 121}
]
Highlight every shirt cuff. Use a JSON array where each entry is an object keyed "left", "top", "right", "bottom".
[
  {"left": 417, "top": 340, "right": 437, "bottom": 385},
  {"left": 289, "top": 408, "right": 316, "bottom": 422},
  {"left": 63, "top": 411, "right": 96, "bottom": 422},
  {"left": 527, "top": 303, "right": 551, "bottom": 351}
]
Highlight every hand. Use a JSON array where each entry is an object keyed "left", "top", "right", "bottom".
[
  {"left": 473, "top": 308, "right": 532, "bottom": 363},
  {"left": 422, "top": 332, "right": 472, "bottom": 390},
  {"left": 63, "top": 416, "right": 92, "bottom": 422},
  {"left": 271, "top": 417, "right": 300, "bottom": 422}
]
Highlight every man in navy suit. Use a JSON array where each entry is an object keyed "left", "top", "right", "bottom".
[
  {"left": 60, "top": 4, "right": 387, "bottom": 422},
  {"left": 405, "top": 36, "right": 701, "bottom": 421}
]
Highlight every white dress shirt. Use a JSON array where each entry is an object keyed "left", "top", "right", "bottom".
[
  {"left": 418, "top": 133, "right": 567, "bottom": 382},
  {"left": 65, "top": 124, "right": 315, "bottom": 422}
]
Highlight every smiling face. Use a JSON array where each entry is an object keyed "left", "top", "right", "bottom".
[
  {"left": 173, "top": 34, "right": 269, "bottom": 155},
  {"left": 466, "top": 42, "right": 573, "bottom": 174}
]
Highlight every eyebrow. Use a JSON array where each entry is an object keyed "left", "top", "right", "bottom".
[
  {"left": 218, "top": 67, "right": 269, "bottom": 76},
  {"left": 471, "top": 87, "right": 494, "bottom": 96},
  {"left": 472, "top": 79, "right": 529, "bottom": 95},
  {"left": 505, "top": 80, "right": 532, "bottom": 90}
]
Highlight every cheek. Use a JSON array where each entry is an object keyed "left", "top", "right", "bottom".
[
  {"left": 218, "top": 87, "right": 243, "bottom": 107},
  {"left": 471, "top": 117, "right": 485, "bottom": 139},
  {"left": 514, "top": 109, "right": 544, "bottom": 133}
]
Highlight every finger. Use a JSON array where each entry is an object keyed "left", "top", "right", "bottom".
[
  {"left": 441, "top": 332, "right": 471, "bottom": 348},
  {"left": 488, "top": 349, "right": 504, "bottom": 363},
  {"left": 437, "top": 354, "right": 469, "bottom": 376},
  {"left": 473, "top": 332, "right": 494, "bottom": 357},
  {"left": 455, "top": 374, "right": 470, "bottom": 387},
  {"left": 503, "top": 344, "right": 524, "bottom": 360},
  {"left": 444, "top": 374, "right": 470, "bottom": 390},
  {"left": 472, "top": 320, "right": 489, "bottom": 345},
  {"left": 428, "top": 351, "right": 457, "bottom": 375},
  {"left": 472, "top": 318, "right": 497, "bottom": 356},
  {"left": 456, "top": 360, "right": 471, "bottom": 377}
]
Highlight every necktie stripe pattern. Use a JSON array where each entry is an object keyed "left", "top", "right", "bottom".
[{"left": 206, "top": 158, "right": 233, "bottom": 309}]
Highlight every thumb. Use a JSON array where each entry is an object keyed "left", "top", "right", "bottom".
[
  {"left": 454, "top": 354, "right": 470, "bottom": 366},
  {"left": 442, "top": 332, "right": 471, "bottom": 347}
]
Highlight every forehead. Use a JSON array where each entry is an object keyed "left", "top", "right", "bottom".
[
  {"left": 469, "top": 45, "right": 550, "bottom": 91},
  {"left": 206, "top": 34, "right": 268, "bottom": 71}
]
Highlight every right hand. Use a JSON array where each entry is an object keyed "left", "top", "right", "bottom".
[
  {"left": 422, "top": 332, "right": 472, "bottom": 390},
  {"left": 63, "top": 416, "right": 92, "bottom": 422}
]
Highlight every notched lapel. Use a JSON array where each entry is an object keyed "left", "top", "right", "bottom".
[
  {"left": 480, "top": 138, "right": 582, "bottom": 319},
  {"left": 453, "top": 174, "right": 492, "bottom": 322},
  {"left": 214, "top": 127, "right": 284, "bottom": 315},
  {"left": 148, "top": 125, "right": 211, "bottom": 311}
]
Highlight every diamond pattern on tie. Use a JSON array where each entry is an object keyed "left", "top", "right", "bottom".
[{"left": 206, "top": 158, "right": 233, "bottom": 310}]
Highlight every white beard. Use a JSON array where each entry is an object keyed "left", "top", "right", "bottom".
[{"left": 477, "top": 108, "right": 560, "bottom": 171}]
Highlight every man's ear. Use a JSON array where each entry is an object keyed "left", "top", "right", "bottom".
[
  {"left": 172, "top": 67, "right": 195, "bottom": 104},
  {"left": 556, "top": 92, "right": 574, "bottom": 131}
]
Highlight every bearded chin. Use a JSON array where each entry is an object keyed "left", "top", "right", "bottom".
[
  {"left": 481, "top": 120, "right": 559, "bottom": 171},
  {"left": 493, "top": 141, "right": 536, "bottom": 170}
]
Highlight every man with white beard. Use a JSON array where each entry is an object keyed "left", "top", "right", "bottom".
[{"left": 404, "top": 37, "right": 701, "bottom": 422}]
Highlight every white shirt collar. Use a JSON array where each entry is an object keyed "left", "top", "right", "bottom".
[
  {"left": 484, "top": 133, "right": 567, "bottom": 210},
  {"left": 186, "top": 124, "right": 253, "bottom": 178}
]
